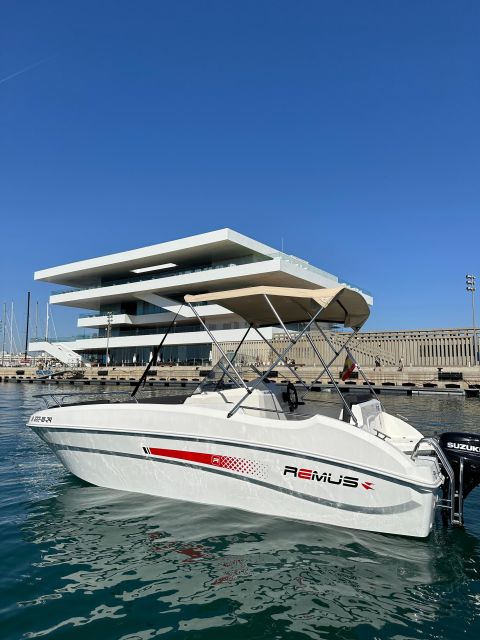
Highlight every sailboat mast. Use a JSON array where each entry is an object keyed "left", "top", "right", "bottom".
[
  {"left": 24, "top": 291, "right": 31, "bottom": 361},
  {"left": 1, "top": 302, "right": 6, "bottom": 367},
  {"left": 9, "top": 301, "right": 14, "bottom": 359},
  {"left": 45, "top": 303, "right": 49, "bottom": 341}
]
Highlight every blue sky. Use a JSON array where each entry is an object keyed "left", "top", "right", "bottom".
[{"left": 1, "top": 0, "right": 479, "bottom": 340}]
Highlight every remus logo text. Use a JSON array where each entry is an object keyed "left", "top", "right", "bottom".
[
  {"left": 283, "top": 466, "right": 375, "bottom": 490},
  {"left": 284, "top": 465, "right": 360, "bottom": 488}
]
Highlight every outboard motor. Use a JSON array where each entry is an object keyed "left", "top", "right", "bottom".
[{"left": 438, "top": 432, "right": 480, "bottom": 526}]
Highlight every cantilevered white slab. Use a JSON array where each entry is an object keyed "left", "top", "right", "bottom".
[
  {"left": 34, "top": 229, "right": 281, "bottom": 287},
  {"left": 48, "top": 256, "right": 343, "bottom": 310}
]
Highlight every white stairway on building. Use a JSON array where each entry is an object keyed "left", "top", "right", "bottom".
[{"left": 30, "top": 341, "right": 91, "bottom": 367}]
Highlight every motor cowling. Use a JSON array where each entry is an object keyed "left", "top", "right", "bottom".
[{"left": 438, "top": 432, "right": 480, "bottom": 524}]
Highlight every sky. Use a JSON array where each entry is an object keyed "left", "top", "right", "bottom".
[{"left": 1, "top": 0, "right": 479, "bottom": 343}]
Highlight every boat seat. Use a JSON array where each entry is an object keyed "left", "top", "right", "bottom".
[{"left": 341, "top": 393, "right": 374, "bottom": 422}]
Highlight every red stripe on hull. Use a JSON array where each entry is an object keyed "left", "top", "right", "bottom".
[
  {"left": 148, "top": 447, "right": 267, "bottom": 478},
  {"left": 149, "top": 447, "right": 214, "bottom": 465}
]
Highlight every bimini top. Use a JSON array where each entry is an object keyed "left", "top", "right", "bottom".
[{"left": 184, "top": 285, "right": 370, "bottom": 329}]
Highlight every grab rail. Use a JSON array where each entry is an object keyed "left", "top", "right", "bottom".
[
  {"left": 411, "top": 437, "right": 461, "bottom": 526},
  {"left": 33, "top": 391, "right": 138, "bottom": 409}
]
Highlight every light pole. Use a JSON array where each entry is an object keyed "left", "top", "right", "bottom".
[
  {"left": 466, "top": 274, "right": 477, "bottom": 365},
  {"left": 105, "top": 311, "right": 113, "bottom": 367}
]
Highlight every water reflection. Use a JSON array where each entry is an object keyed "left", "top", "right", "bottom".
[
  {"left": 18, "top": 478, "right": 480, "bottom": 639},
  {"left": 3, "top": 385, "right": 480, "bottom": 638}
]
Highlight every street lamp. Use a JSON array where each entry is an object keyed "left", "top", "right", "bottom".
[
  {"left": 466, "top": 274, "right": 477, "bottom": 365},
  {"left": 105, "top": 311, "right": 114, "bottom": 367}
]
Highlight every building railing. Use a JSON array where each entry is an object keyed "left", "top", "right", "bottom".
[
  {"left": 50, "top": 256, "right": 268, "bottom": 296},
  {"left": 79, "top": 310, "right": 169, "bottom": 319},
  {"left": 49, "top": 254, "right": 370, "bottom": 299},
  {"left": 30, "top": 323, "right": 205, "bottom": 343},
  {"left": 78, "top": 303, "right": 214, "bottom": 321},
  {"left": 30, "top": 335, "right": 100, "bottom": 343},
  {"left": 267, "top": 251, "right": 372, "bottom": 296}
]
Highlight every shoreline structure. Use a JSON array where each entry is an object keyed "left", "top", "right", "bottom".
[
  {"left": 2, "top": 364, "right": 480, "bottom": 396},
  {"left": 9, "top": 229, "right": 478, "bottom": 381}
]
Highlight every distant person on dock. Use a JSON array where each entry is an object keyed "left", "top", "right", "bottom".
[
  {"left": 374, "top": 355, "right": 381, "bottom": 370},
  {"left": 398, "top": 357, "right": 404, "bottom": 371}
]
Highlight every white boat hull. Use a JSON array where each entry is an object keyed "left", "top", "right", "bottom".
[{"left": 28, "top": 400, "right": 442, "bottom": 538}]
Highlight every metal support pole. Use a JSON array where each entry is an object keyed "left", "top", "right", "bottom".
[
  {"left": 466, "top": 275, "right": 477, "bottom": 365},
  {"left": 105, "top": 311, "right": 113, "bottom": 366},
  {"left": 304, "top": 333, "right": 358, "bottom": 426},
  {"left": 216, "top": 325, "right": 252, "bottom": 388},
  {"left": 131, "top": 305, "right": 185, "bottom": 397},
  {"left": 473, "top": 289, "right": 477, "bottom": 365},
  {"left": 254, "top": 327, "right": 310, "bottom": 393},
  {"left": 316, "top": 325, "right": 382, "bottom": 407},
  {"left": 304, "top": 329, "right": 358, "bottom": 394},
  {"left": 227, "top": 303, "right": 325, "bottom": 418},
  {"left": 343, "top": 344, "right": 382, "bottom": 405},
  {"left": 215, "top": 359, "right": 246, "bottom": 388},
  {"left": 263, "top": 294, "right": 293, "bottom": 339},
  {"left": 458, "top": 457, "right": 465, "bottom": 526},
  {"left": 187, "top": 303, "right": 249, "bottom": 391}
]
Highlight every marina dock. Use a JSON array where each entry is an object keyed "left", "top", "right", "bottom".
[{"left": 2, "top": 365, "right": 479, "bottom": 396}]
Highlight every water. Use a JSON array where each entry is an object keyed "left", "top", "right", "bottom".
[{"left": 1, "top": 384, "right": 480, "bottom": 639}]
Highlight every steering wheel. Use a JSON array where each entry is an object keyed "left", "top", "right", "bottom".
[{"left": 286, "top": 381, "right": 299, "bottom": 412}]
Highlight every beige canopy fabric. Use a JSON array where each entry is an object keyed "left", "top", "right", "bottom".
[{"left": 184, "top": 285, "right": 370, "bottom": 329}]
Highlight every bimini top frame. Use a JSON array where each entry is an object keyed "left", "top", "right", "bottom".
[
  {"left": 184, "top": 286, "right": 375, "bottom": 422},
  {"left": 185, "top": 285, "right": 370, "bottom": 330}
]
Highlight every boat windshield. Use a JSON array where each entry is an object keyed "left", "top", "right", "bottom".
[{"left": 193, "top": 356, "right": 247, "bottom": 394}]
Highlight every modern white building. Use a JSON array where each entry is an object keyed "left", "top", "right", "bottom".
[{"left": 30, "top": 228, "right": 372, "bottom": 366}]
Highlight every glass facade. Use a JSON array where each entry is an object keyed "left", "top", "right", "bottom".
[
  {"left": 82, "top": 343, "right": 211, "bottom": 367},
  {"left": 99, "top": 324, "right": 204, "bottom": 338},
  {"left": 98, "top": 301, "right": 170, "bottom": 316},
  {"left": 135, "top": 301, "right": 169, "bottom": 315},
  {"left": 91, "top": 297, "right": 214, "bottom": 366}
]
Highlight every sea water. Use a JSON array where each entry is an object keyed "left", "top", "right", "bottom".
[{"left": 1, "top": 384, "right": 480, "bottom": 639}]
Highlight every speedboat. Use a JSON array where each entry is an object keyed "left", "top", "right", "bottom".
[{"left": 27, "top": 286, "right": 480, "bottom": 538}]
